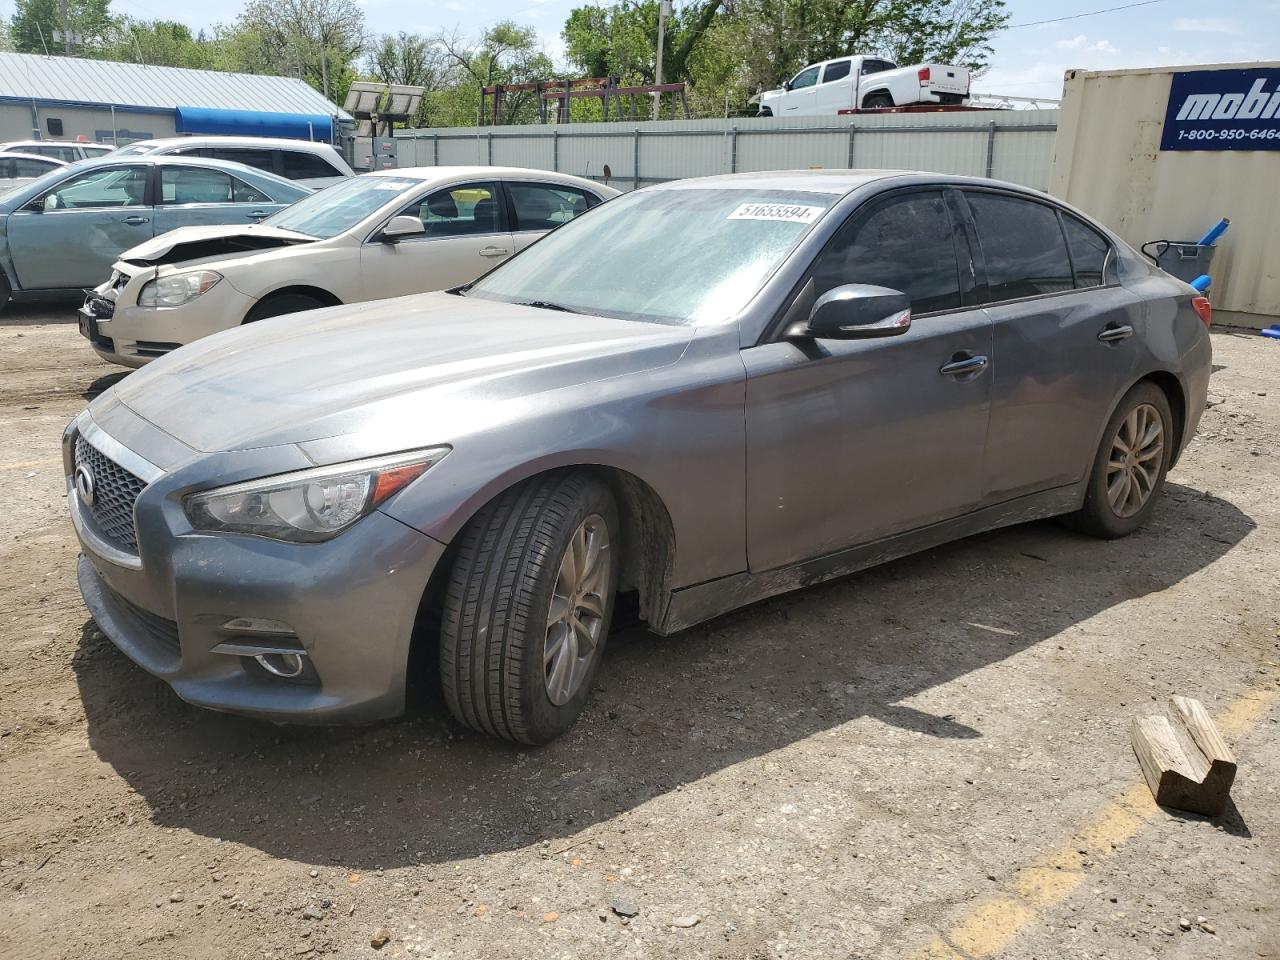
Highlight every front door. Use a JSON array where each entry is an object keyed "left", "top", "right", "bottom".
[
  {"left": 744, "top": 189, "right": 992, "bottom": 572},
  {"left": 360, "top": 181, "right": 513, "bottom": 301},
  {"left": 778, "top": 64, "right": 820, "bottom": 114},
  {"left": 959, "top": 189, "right": 1144, "bottom": 502},
  {"left": 7, "top": 163, "right": 154, "bottom": 290}
]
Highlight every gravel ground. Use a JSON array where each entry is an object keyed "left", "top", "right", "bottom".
[{"left": 0, "top": 304, "right": 1277, "bottom": 960}]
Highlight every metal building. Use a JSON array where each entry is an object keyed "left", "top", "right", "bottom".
[
  {"left": 0, "top": 52, "right": 349, "bottom": 146},
  {"left": 1051, "top": 61, "right": 1280, "bottom": 328}
]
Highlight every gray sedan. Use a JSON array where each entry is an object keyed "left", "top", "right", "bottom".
[
  {"left": 65, "top": 170, "right": 1212, "bottom": 743},
  {"left": 0, "top": 156, "right": 310, "bottom": 310}
]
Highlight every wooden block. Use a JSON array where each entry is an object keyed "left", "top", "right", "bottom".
[{"left": 1131, "top": 695, "right": 1237, "bottom": 817}]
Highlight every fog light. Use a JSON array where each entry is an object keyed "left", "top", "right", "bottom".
[{"left": 255, "top": 652, "right": 306, "bottom": 678}]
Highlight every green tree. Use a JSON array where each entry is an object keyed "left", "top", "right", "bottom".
[
  {"left": 436, "top": 22, "right": 556, "bottom": 125},
  {"left": 231, "top": 0, "right": 366, "bottom": 102},
  {"left": 10, "top": 0, "right": 113, "bottom": 54},
  {"left": 366, "top": 32, "right": 455, "bottom": 126},
  {"left": 100, "top": 19, "right": 215, "bottom": 68}
]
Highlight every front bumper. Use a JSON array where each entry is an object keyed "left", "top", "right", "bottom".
[
  {"left": 81, "top": 268, "right": 257, "bottom": 369},
  {"left": 68, "top": 411, "right": 448, "bottom": 724}
]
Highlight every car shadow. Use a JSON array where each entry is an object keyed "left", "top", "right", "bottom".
[
  {"left": 72, "top": 482, "right": 1254, "bottom": 868},
  {"left": 83, "top": 371, "right": 130, "bottom": 400}
]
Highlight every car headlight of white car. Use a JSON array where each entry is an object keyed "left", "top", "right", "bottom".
[
  {"left": 138, "top": 270, "right": 222, "bottom": 308},
  {"left": 185, "top": 448, "right": 451, "bottom": 543}
]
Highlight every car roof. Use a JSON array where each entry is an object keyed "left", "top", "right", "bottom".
[
  {"left": 649, "top": 169, "right": 1052, "bottom": 199},
  {"left": 369, "top": 165, "right": 617, "bottom": 193},
  {"left": 127, "top": 136, "right": 342, "bottom": 153},
  {"left": 0, "top": 151, "right": 67, "bottom": 165}
]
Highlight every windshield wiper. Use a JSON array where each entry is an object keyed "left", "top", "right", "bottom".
[{"left": 516, "top": 300, "right": 582, "bottom": 314}]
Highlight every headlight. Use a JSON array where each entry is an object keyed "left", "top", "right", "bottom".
[
  {"left": 139, "top": 271, "right": 222, "bottom": 308},
  {"left": 185, "top": 447, "right": 450, "bottom": 543}
]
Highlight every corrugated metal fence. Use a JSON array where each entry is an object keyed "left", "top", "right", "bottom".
[{"left": 394, "top": 109, "right": 1059, "bottom": 191}]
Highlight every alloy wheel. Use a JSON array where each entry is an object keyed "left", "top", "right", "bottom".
[
  {"left": 543, "top": 514, "right": 612, "bottom": 706},
  {"left": 1106, "top": 402, "right": 1164, "bottom": 518}
]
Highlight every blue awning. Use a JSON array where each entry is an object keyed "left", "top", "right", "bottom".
[{"left": 175, "top": 106, "right": 334, "bottom": 141}]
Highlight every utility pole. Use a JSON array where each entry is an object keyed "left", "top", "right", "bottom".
[{"left": 652, "top": 0, "right": 671, "bottom": 120}]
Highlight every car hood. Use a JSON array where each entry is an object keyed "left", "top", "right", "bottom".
[
  {"left": 117, "top": 224, "right": 314, "bottom": 266},
  {"left": 110, "top": 292, "right": 694, "bottom": 454}
]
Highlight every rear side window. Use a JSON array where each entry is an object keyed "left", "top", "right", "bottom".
[
  {"left": 161, "top": 166, "right": 271, "bottom": 204},
  {"left": 813, "top": 191, "right": 963, "bottom": 314},
  {"left": 207, "top": 147, "right": 275, "bottom": 173},
  {"left": 823, "top": 60, "right": 852, "bottom": 84},
  {"left": 862, "top": 59, "right": 894, "bottom": 75},
  {"left": 507, "top": 183, "right": 595, "bottom": 232},
  {"left": 280, "top": 150, "right": 342, "bottom": 180},
  {"left": 1061, "top": 213, "right": 1109, "bottom": 288},
  {"left": 967, "top": 192, "right": 1073, "bottom": 302},
  {"left": 36, "top": 145, "right": 78, "bottom": 162},
  {"left": 12, "top": 157, "right": 54, "bottom": 177}
]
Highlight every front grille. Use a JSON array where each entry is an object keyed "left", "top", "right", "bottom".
[{"left": 74, "top": 436, "right": 146, "bottom": 551}]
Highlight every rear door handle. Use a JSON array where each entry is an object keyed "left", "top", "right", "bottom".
[
  {"left": 121, "top": 216, "right": 149, "bottom": 225},
  {"left": 1097, "top": 323, "right": 1134, "bottom": 343},
  {"left": 939, "top": 353, "right": 989, "bottom": 377},
  {"left": 479, "top": 246, "right": 511, "bottom": 258}
]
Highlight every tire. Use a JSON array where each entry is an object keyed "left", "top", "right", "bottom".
[
  {"left": 440, "top": 471, "right": 620, "bottom": 744},
  {"left": 863, "top": 92, "right": 894, "bottom": 109},
  {"left": 243, "top": 292, "right": 327, "bottom": 324},
  {"left": 1065, "top": 381, "right": 1173, "bottom": 539},
  {"left": 758, "top": 107, "right": 774, "bottom": 117},
  {"left": 0, "top": 272, "right": 11, "bottom": 314}
]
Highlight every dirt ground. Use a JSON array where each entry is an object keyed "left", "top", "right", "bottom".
[{"left": 0, "top": 303, "right": 1277, "bottom": 960}]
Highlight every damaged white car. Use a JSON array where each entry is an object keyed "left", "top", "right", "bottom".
[{"left": 80, "top": 166, "right": 617, "bottom": 368}]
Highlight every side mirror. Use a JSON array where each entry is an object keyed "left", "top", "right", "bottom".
[
  {"left": 43, "top": 194, "right": 58, "bottom": 212},
  {"left": 789, "top": 284, "right": 912, "bottom": 340},
  {"left": 379, "top": 215, "right": 425, "bottom": 243},
  {"left": 783, "top": 80, "right": 793, "bottom": 91}
]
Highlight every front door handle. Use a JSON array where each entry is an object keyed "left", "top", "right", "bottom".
[
  {"left": 248, "top": 210, "right": 268, "bottom": 220},
  {"left": 939, "top": 353, "right": 989, "bottom": 377},
  {"left": 121, "top": 216, "right": 149, "bottom": 226},
  {"left": 1097, "top": 323, "right": 1134, "bottom": 343},
  {"left": 479, "top": 246, "right": 511, "bottom": 258}
]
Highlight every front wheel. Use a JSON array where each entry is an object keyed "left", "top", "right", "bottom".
[
  {"left": 243, "top": 292, "right": 326, "bottom": 324},
  {"left": 1065, "top": 382, "right": 1173, "bottom": 538},
  {"left": 440, "top": 472, "right": 620, "bottom": 744}
]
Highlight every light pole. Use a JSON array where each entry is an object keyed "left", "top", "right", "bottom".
[{"left": 653, "top": 0, "right": 671, "bottom": 120}]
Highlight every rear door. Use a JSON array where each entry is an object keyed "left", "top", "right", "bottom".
[
  {"left": 504, "top": 180, "right": 600, "bottom": 253},
  {"left": 743, "top": 188, "right": 993, "bottom": 571},
  {"left": 359, "top": 180, "right": 513, "bottom": 300},
  {"left": 958, "top": 189, "right": 1142, "bottom": 503},
  {"left": 151, "top": 163, "right": 283, "bottom": 233},
  {"left": 6, "top": 163, "right": 155, "bottom": 290},
  {"left": 814, "top": 59, "right": 854, "bottom": 113}
]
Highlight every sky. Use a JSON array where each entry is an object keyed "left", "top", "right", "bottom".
[{"left": 103, "top": 0, "right": 1279, "bottom": 102}]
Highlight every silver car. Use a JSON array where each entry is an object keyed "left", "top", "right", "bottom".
[
  {"left": 66, "top": 171, "right": 1212, "bottom": 743},
  {"left": 0, "top": 156, "right": 310, "bottom": 311}
]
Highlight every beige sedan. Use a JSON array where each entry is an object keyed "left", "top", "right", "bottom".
[{"left": 80, "top": 166, "right": 619, "bottom": 368}]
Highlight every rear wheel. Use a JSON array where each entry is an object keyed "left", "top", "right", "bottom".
[
  {"left": 243, "top": 292, "right": 327, "bottom": 324},
  {"left": 440, "top": 472, "right": 619, "bottom": 744},
  {"left": 863, "top": 92, "right": 894, "bottom": 109},
  {"left": 0, "top": 272, "right": 11, "bottom": 314},
  {"left": 1065, "top": 382, "right": 1172, "bottom": 538}
]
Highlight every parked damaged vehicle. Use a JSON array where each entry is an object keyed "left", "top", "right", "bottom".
[
  {"left": 0, "top": 156, "right": 310, "bottom": 311},
  {"left": 80, "top": 167, "right": 618, "bottom": 367},
  {"left": 66, "top": 170, "right": 1212, "bottom": 744}
]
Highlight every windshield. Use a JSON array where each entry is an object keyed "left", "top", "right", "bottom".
[
  {"left": 466, "top": 188, "right": 835, "bottom": 325},
  {"left": 263, "top": 175, "right": 420, "bottom": 239},
  {"left": 112, "top": 143, "right": 156, "bottom": 157}
]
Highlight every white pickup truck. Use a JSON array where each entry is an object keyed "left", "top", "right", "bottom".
[{"left": 757, "top": 55, "right": 971, "bottom": 116}]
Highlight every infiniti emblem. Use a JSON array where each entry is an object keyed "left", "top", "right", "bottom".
[{"left": 74, "top": 464, "right": 95, "bottom": 507}]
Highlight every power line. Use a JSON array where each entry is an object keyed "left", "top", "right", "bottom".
[{"left": 1003, "top": 0, "right": 1173, "bottom": 31}]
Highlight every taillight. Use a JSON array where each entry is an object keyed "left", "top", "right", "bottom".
[
  {"left": 1191, "top": 296, "right": 1212, "bottom": 328},
  {"left": 918, "top": 67, "right": 931, "bottom": 83}
]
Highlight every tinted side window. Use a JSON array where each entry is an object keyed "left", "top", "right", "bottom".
[
  {"left": 813, "top": 191, "right": 962, "bottom": 314},
  {"left": 823, "top": 60, "right": 852, "bottom": 84},
  {"left": 1061, "top": 213, "right": 1109, "bottom": 288},
  {"left": 280, "top": 150, "right": 341, "bottom": 180},
  {"left": 45, "top": 165, "right": 148, "bottom": 209},
  {"left": 231, "top": 176, "right": 271, "bottom": 203},
  {"left": 791, "top": 66, "right": 820, "bottom": 90},
  {"left": 508, "top": 183, "right": 594, "bottom": 232},
  {"left": 208, "top": 147, "right": 275, "bottom": 173},
  {"left": 161, "top": 166, "right": 234, "bottom": 204},
  {"left": 967, "top": 193, "right": 1073, "bottom": 302},
  {"left": 861, "top": 59, "right": 894, "bottom": 75},
  {"left": 12, "top": 157, "right": 53, "bottom": 177}
]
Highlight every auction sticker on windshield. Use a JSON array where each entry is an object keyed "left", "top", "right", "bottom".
[{"left": 728, "top": 202, "right": 825, "bottom": 223}]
